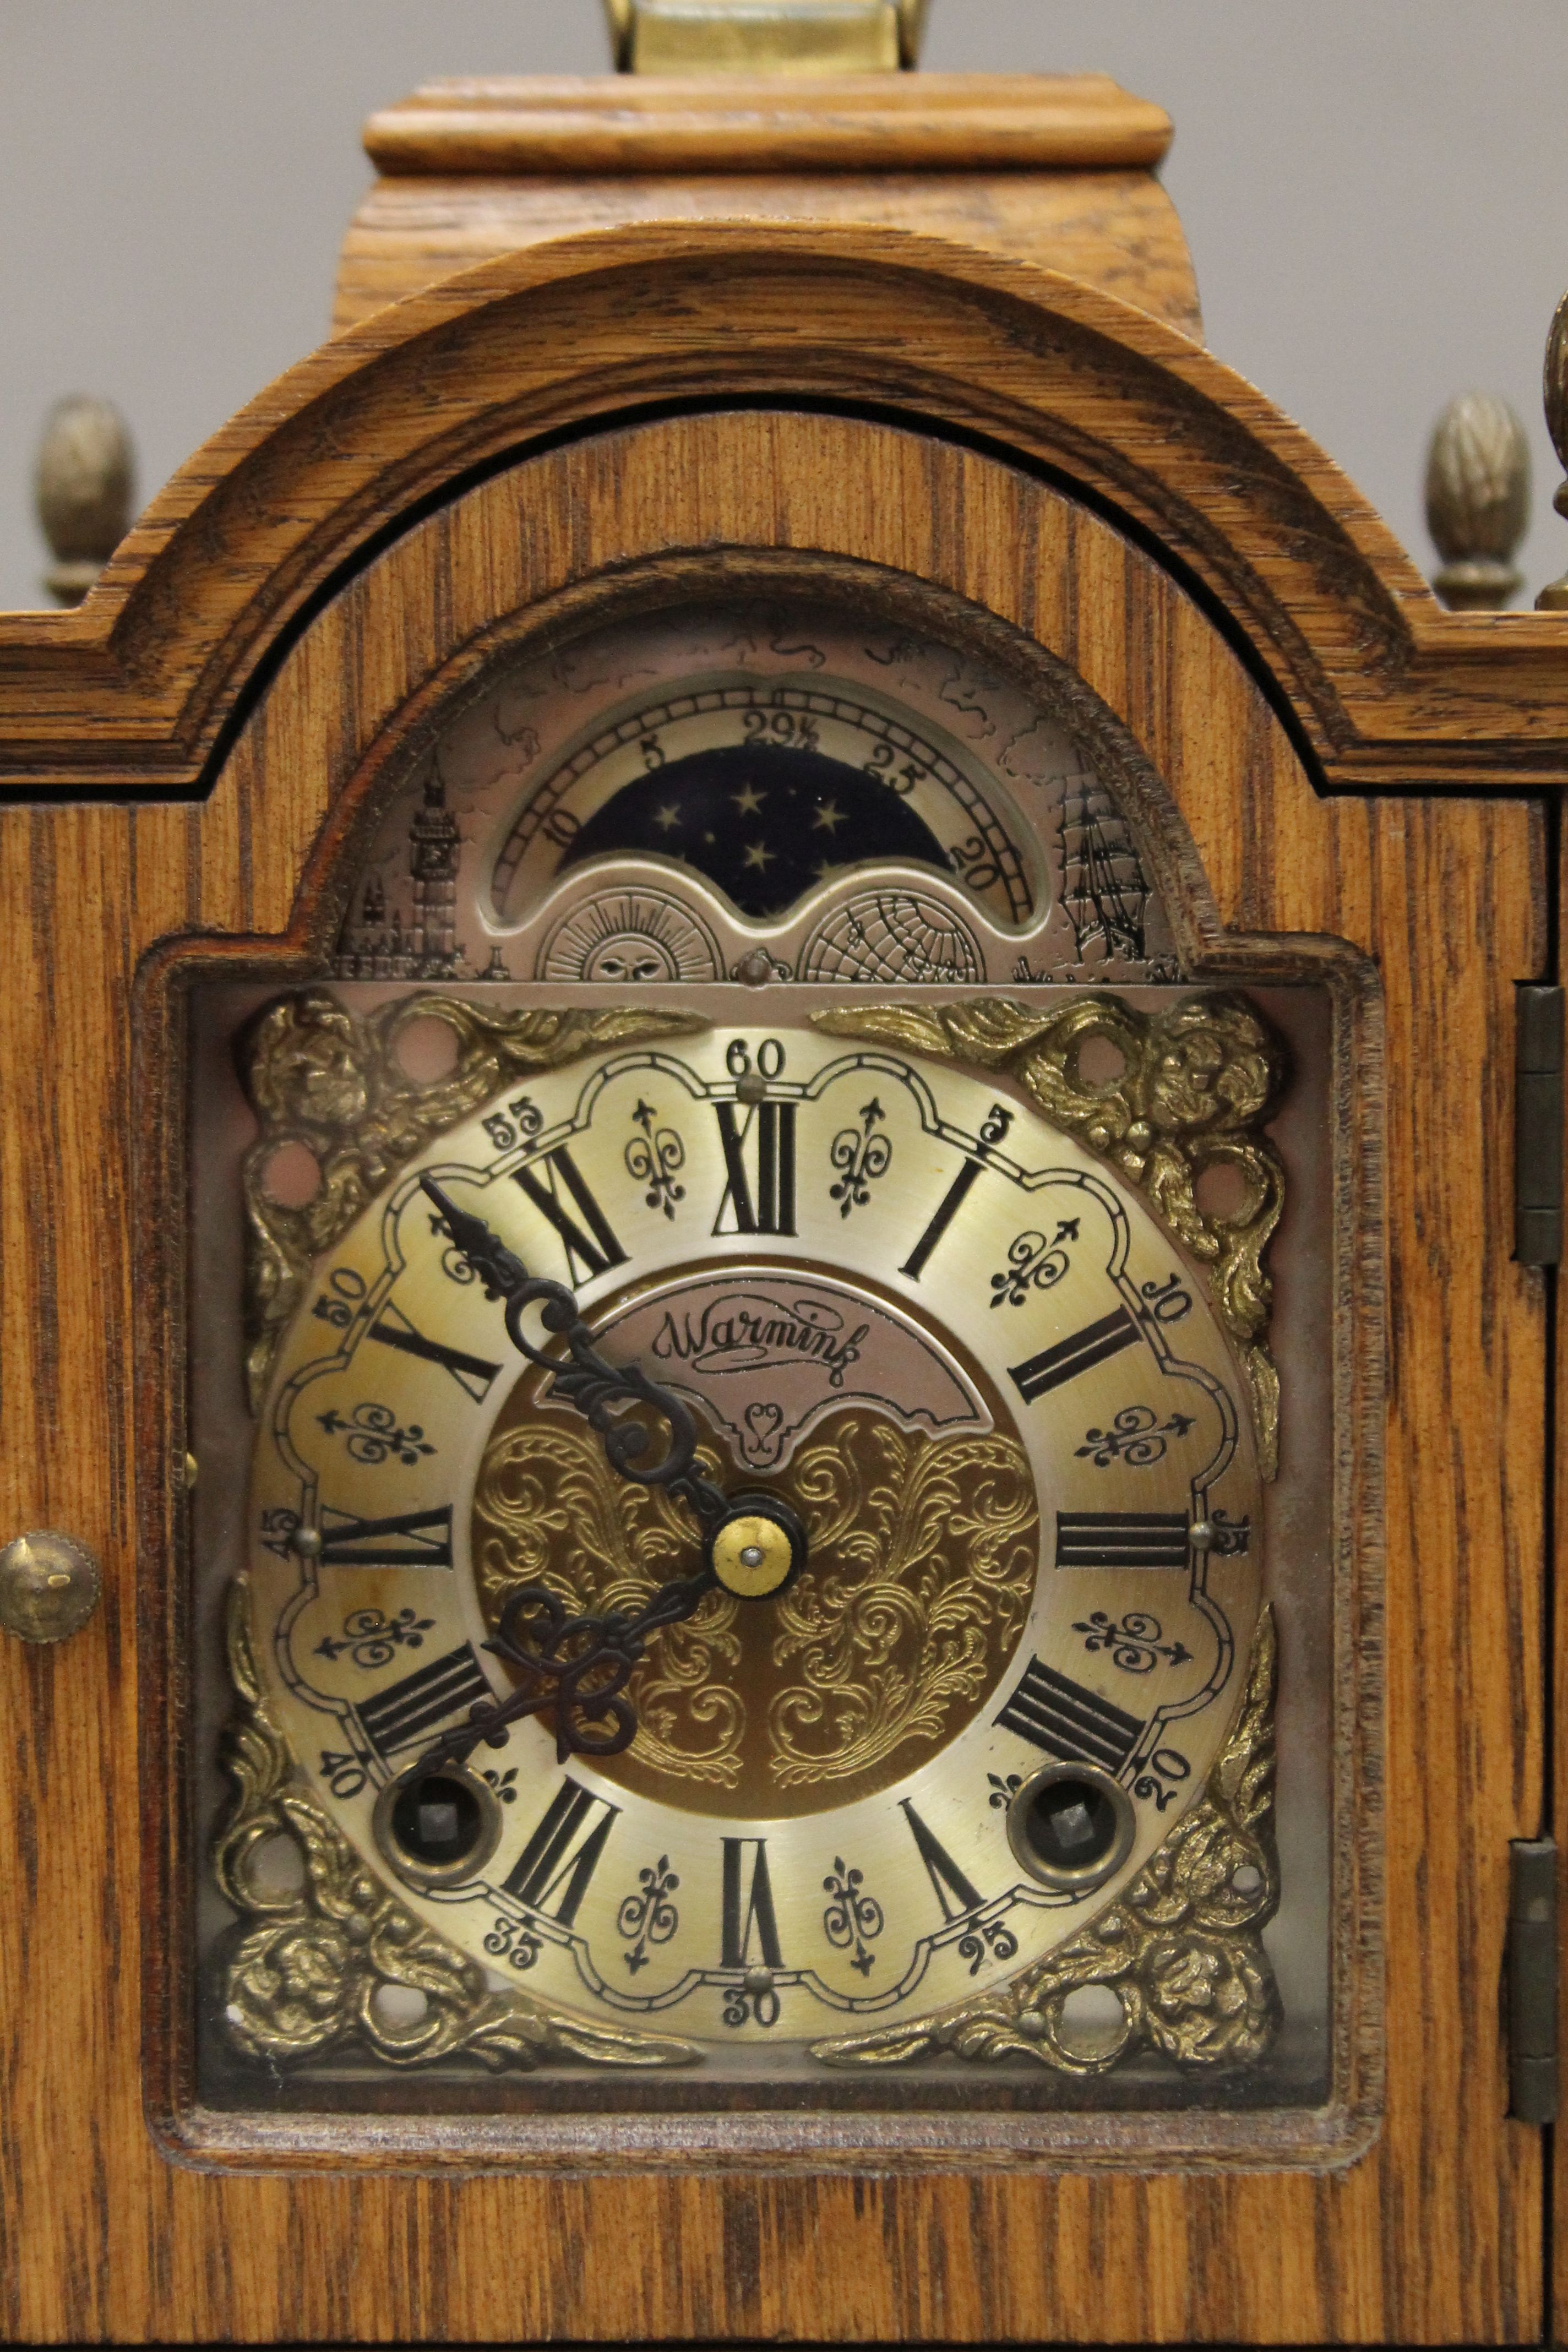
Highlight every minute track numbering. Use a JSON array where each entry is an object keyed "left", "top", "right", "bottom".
[{"left": 247, "top": 1023, "right": 1263, "bottom": 2045}]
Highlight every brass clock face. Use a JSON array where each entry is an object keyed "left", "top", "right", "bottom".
[{"left": 246, "top": 1019, "right": 1263, "bottom": 2052}]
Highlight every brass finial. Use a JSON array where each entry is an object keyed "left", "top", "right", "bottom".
[
  {"left": 1424, "top": 393, "right": 1530, "bottom": 612},
  {"left": 604, "top": 0, "right": 927, "bottom": 73},
  {"left": 34, "top": 394, "right": 135, "bottom": 608},
  {"left": 1538, "top": 294, "right": 1568, "bottom": 609}
]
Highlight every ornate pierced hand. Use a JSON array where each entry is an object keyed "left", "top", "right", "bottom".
[{"left": 416, "top": 1177, "right": 805, "bottom": 1766}]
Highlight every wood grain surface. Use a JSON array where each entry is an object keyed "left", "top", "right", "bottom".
[
  {"left": 0, "top": 227, "right": 1564, "bottom": 796},
  {"left": 0, "top": 400, "right": 1546, "bottom": 2339},
  {"left": 358, "top": 73, "right": 1177, "bottom": 173},
  {"left": 336, "top": 73, "right": 1195, "bottom": 335},
  {"left": 332, "top": 167, "right": 1202, "bottom": 338}
]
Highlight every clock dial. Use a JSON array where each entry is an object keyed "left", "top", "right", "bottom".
[{"left": 247, "top": 1020, "right": 1262, "bottom": 2049}]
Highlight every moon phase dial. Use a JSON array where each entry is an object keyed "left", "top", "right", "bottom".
[
  {"left": 331, "top": 600, "right": 1184, "bottom": 987},
  {"left": 489, "top": 679, "right": 1037, "bottom": 929}
]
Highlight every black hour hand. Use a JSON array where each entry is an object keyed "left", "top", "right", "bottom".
[{"left": 421, "top": 1570, "right": 718, "bottom": 1769}]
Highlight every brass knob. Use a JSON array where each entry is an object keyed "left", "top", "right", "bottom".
[{"left": 0, "top": 1531, "right": 102, "bottom": 1643}]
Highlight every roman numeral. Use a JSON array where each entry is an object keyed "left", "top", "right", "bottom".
[
  {"left": 996, "top": 1658, "right": 1144, "bottom": 1774},
  {"left": 513, "top": 1146, "right": 627, "bottom": 1284},
  {"left": 1009, "top": 1305, "right": 1139, "bottom": 1403},
  {"left": 900, "top": 1157, "right": 984, "bottom": 1280},
  {"left": 1055, "top": 1511, "right": 1191, "bottom": 1570},
  {"left": 721, "top": 1837, "right": 783, "bottom": 1969},
  {"left": 367, "top": 1303, "right": 501, "bottom": 1401},
  {"left": 712, "top": 1102, "right": 797, "bottom": 1236},
  {"left": 317, "top": 1505, "right": 454, "bottom": 1569},
  {"left": 356, "top": 1641, "right": 489, "bottom": 1760},
  {"left": 900, "top": 1800, "right": 983, "bottom": 1923},
  {"left": 504, "top": 1779, "right": 619, "bottom": 1927}
]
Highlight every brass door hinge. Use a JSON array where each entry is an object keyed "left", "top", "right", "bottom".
[
  {"left": 1515, "top": 984, "right": 1564, "bottom": 1266},
  {"left": 1509, "top": 1838, "right": 1558, "bottom": 2122}
]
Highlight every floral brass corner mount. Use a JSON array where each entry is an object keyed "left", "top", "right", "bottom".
[
  {"left": 215, "top": 1581, "right": 699, "bottom": 2071},
  {"left": 812, "top": 1606, "right": 1280, "bottom": 2073},
  {"left": 238, "top": 989, "right": 706, "bottom": 1414},
  {"left": 813, "top": 993, "right": 1288, "bottom": 1478}
]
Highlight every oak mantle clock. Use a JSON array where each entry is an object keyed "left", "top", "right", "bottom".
[{"left": 0, "top": 5, "right": 1562, "bottom": 2344}]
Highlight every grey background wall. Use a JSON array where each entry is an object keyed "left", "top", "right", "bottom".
[{"left": 2, "top": 1, "right": 1566, "bottom": 612}]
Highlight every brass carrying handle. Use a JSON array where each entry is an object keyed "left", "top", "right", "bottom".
[{"left": 604, "top": 0, "right": 928, "bottom": 75}]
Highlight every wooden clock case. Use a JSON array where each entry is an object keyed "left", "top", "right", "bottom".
[{"left": 0, "top": 79, "right": 1560, "bottom": 2346}]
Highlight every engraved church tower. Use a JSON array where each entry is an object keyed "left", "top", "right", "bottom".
[{"left": 408, "top": 765, "right": 461, "bottom": 974}]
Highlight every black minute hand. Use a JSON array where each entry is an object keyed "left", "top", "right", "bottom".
[
  {"left": 415, "top": 1175, "right": 805, "bottom": 1770},
  {"left": 419, "top": 1174, "right": 727, "bottom": 1531}
]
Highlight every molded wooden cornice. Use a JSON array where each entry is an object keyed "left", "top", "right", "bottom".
[{"left": 0, "top": 221, "right": 1562, "bottom": 796}]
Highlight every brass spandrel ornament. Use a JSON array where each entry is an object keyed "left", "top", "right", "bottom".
[
  {"left": 813, "top": 1605, "right": 1280, "bottom": 2074},
  {"left": 215, "top": 1583, "right": 699, "bottom": 2072},
  {"left": 239, "top": 990, "right": 704, "bottom": 1411}
]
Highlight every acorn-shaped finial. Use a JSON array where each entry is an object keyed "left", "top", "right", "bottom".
[
  {"left": 1538, "top": 293, "right": 1568, "bottom": 609},
  {"left": 34, "top": 395, "right": 135, "bottom": 608},
  {"left": 1425, "top": 393, "right": 1530, "bottom": 611}
]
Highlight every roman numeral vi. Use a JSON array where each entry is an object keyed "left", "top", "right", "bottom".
[{"left": 721, "top": 1837, "right": 784, "bottom": 1969}]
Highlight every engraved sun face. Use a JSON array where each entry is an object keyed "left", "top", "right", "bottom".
[
  {"left": 243, "top": 1017, "right": 1265, "bottom": 2050},
  {"left": 537, "top": 891, "right": 723, "bottom": 985}
]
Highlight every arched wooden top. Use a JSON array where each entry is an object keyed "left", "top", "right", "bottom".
[{"left": 0, "top": 220, "right": 1562, "bottom": 794}]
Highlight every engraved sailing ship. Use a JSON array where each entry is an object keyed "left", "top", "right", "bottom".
[{"left": 1058, "top": 776, "right": 1152, "bottom": 967}]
